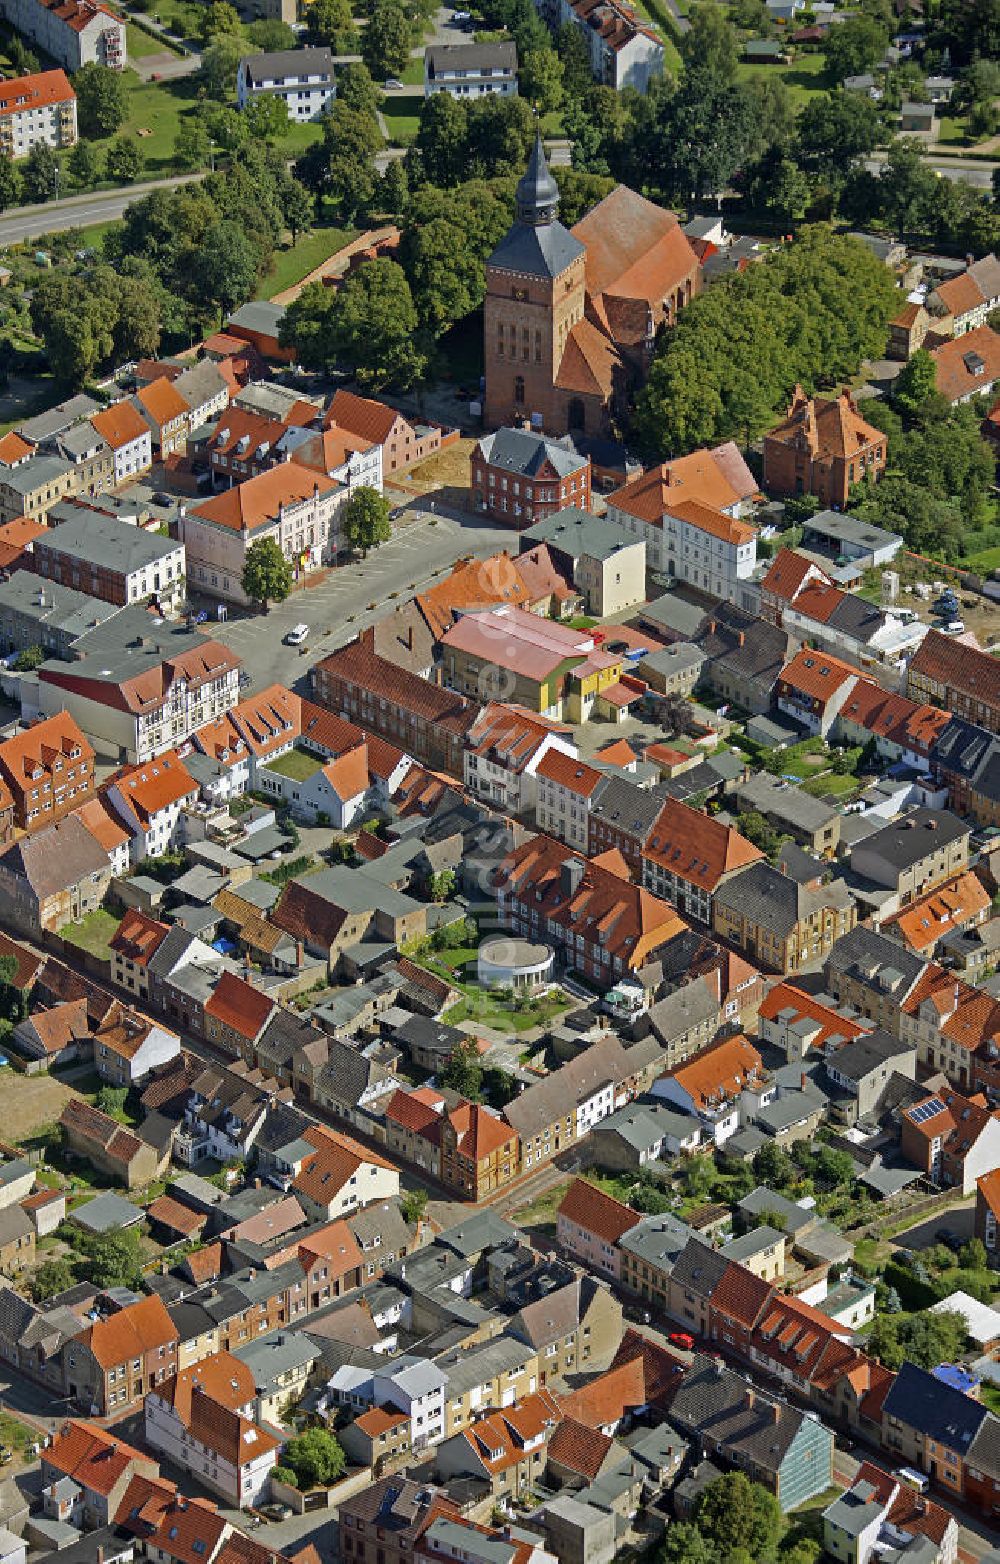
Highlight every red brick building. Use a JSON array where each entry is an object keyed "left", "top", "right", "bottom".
[
  {"left": 471, "top": 427, "right": 591, "bottom": 526},
  {"left": 311, "top": 630, "right": 477, "bottom": 776},
  {"left": 483, "top": 136, "right": 700, "bottom": 437},
  {"left": 762, "top": 386, "right": 886, "bottom": 507}
]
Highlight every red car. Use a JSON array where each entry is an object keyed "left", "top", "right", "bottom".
[{"left": 668, "top": 1331, "right": 695, "bottom": 1350}]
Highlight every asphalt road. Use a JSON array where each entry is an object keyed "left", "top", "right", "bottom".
[
  {"left": 0, "top": 173, "right": 202, "bottom": 246},
  {"left": 863, "top": 154, "right": 998, "bottom": 190},
  {"left": 197, "top": 504, "right": 516, "bottom": 696}
]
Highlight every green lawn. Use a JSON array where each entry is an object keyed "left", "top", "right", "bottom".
[
  {"left": 443, "top": 989, "right": 570, "bottom": 1033},
  {"left": 401, "top": 58, "right": 424, "bottom": 86},
  {"left": 263, "top": 224, "right": 356, "bottom": 298},
  {"left": 982, "top": 1381, "right": 1000, "bottom": 1417},
  {"left": 963, "top": 544, "right": 1000, "bottom": 574},
  {"left": 510, "top": 1176, "right": 572, "bottom": 1231},
  {"left": 265, "top": 748, "right": 324, "bottom": 782},
  {"left": 147, "top": 0, "right": 202, "bottom": 38},
  {"left": 61, "top": 907, "right": 119, "bottom": 961},
  {"left": 124, "top": 20, "right": 173, "bottom": 58},
  {"left": 735, "top": 51, "right": 827, "bottom": 106},
  {"left": 800, "top": 771, "right": 862, "bottom": 799},
  {"left": 0, "top": 1411, "right": 36, "bottom": 1454},
  {"left": 382, "top": 101, "right": 420, "bottom": 146}
]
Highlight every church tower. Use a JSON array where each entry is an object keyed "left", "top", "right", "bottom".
[{"left": 483, "top": 136, "right": 587, "bottom": 432}]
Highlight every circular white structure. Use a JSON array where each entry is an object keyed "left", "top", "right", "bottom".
[{"left": 477, "top": 937, "right": 554, "bottom": 993}]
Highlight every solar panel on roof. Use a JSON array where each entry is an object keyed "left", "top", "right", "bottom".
[{"left": 909, "top": 1096, "right": 945, "bottom": 1124}]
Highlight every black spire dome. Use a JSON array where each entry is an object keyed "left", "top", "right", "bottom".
[{"left": 515, "top": 133, "right": 560, "bottom": 228}]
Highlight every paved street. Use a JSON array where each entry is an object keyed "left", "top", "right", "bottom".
[
  {"left": 863, "top": 154, "right": 998, "bottom": 189},
  {"left": 197, "top": 504, "right": 515, "bottom": 695},
  {"left": 0, "top": 173, "right": 202, "bottom": 246}
]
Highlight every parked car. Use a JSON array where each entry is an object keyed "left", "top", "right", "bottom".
[
  {"left": 943, "top": 620, "right": 966, "bottom": 635},
  {"left": 260, "top": 1504, "right": 294, "bottom": 1522},
  {"left": 284, "top": 623, "right": 309, "bottom": 645},
  {"left": 668, "top": 1331, "right": 695, "bottom": 1350}
]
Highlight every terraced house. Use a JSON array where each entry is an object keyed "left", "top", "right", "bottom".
[{"left": 0, "top": 711, "right": 94, "bottom": 831}]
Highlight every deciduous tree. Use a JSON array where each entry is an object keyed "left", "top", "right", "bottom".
[
  {"left": 330, "top": 258, "right": 426, "bottom": 388},
  {"left": 74, "top": 61, "right": 130, "bottom": 138},
  {"left": 241, "top": 537, "right": 292, "bottom": 610},
  {"left": 341, "top": 485, "right": 392, "bottom": 558},
  {"left": 362, "top": 0, "right": 412, "bottom": 79}
]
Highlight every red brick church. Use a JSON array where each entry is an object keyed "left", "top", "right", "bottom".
[{"left": 483, "top": 137, "right": 702, "bottom": 438}]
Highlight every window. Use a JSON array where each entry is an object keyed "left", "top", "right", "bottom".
[{"left": 514, "top": 376, "right": 525, "bottom": 405}]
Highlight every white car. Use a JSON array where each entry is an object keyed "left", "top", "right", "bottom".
[
  {"left": 943, "top": 620, "right": 966, "bottom": 635},
  {"left": 385, "top": 77, "right": 404, "bottom": 88},
  {"left": 285, "top": 623, "right": 309, "bottom": 645}
]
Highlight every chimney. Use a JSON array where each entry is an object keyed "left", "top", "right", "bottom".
[
  {"left": 745, "top": 1386, "right": 755, "bottom": 1409},
  {"left": 559, "top": 857, "right": 585, "bottom": 899},
  {"left": 801, "top": 1071, "right": 808, "bottom": 1090},
  {"left": 737, "top": 631, "right": 745, "bottom": 647},
  {"left": 772, "top": 1401, "right": 780, "bottom": 1423},
  {"left": 296, "top": 939, "right": 304, "bottom": 969}
]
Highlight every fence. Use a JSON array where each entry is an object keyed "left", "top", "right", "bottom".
[{"left": 847, "top": 1184, "right": 963, "bottom": 1241}]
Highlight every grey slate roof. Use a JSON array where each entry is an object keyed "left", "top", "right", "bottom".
[
  {"left": 592, "top": 1100, "right": 698, "bottom": 1153},
  {"left": 852, "top": 807, "right": 971, "bottom": 872},
  {"left": 487, "top": 219, "right": 585, "bottom": 280},
  {"left": 477, "top": 427, "right": 588, "bottom": 479},
  {"left": 823, "top": 924, "right": 926, "bottom": 996},
  {"left": 2, "top": 455, "right": 74, "bottom": 495},
  {"left": 426, "top": 40, "right": 517, "bottom": 73},
  {"left": 619, "top": 1214, "right": 693, "bottom": 1273},
  {"left": 589, "top": 774, "right": 663, "bottom": 839},
  {"left": 226, "top": 299, "right": 287, "bottom": 334},
  {"left": 714, "top": 860, "right": 854, "bottom": 937},
  {"left": 882, "top": 1361, "right": 989, "bottom": 1453},
  {"left": 18, "top": 394, "right": 102, "bottom": 443},
  {"left": 668, "top": 1237, "right": 729, "bottom": 1298},
  {"left": 736, "top": 772, "right": 840, "bottom": 833},
  {"left": 667, "top": 1352, "right": 821, "bottom": 1474},
  {"left": 824, "top": 1029, "right": 912, "bottom": 1086},
  {"left": 37, "top": 510, "right": 179, "bottom": 574},
  {"left": 521, "top": 508, "right": 637, "bottom": 562}
]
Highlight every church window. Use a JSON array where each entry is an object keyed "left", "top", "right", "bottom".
[
  {"left": 514, "top": 376, "right": 525, "bottom": 406},
  {"left": 497, "top": 323, "right": 504, "bottom": 356},
  {"left": 521, "top": 327, "right": 529, "bottom": 361},
  {"left": 534, "top": 330, "right": 542, "bottom": 363}
]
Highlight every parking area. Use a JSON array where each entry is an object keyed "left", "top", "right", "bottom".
[{"left": 889, "top": 1198, "right": 976, "bottom": 1252}]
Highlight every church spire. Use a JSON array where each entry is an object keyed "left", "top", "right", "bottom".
[{"left": 515, "top": 133, "right": 560, "bottom": 228}]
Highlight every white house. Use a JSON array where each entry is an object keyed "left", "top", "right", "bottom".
[
  {"left": 236, "top": 46, "right": 335, "bottom": 121},
  {"left": 89, "top": 402, "right": 153, "bottom": 485},
  {"left": 549, "top": 0, "right": 662, "bottom": 92},
  {"left": 652, "top": 1033, "right": 774, "bottom": 1147},
  {"left": 95, "top": 1007, "right": 182, "bottom": 1086},
  {"left": 372, "top": 1358, "right": 447, "bottom": 1452},
  {"left": 535, "top": 749, "right": 603, "bottom": 852},
  {"left": 0, "top": 70, "right": 77, "bottom": 160},
  {"left": 463, "top": 703, "right": 577, "bottom": 817},
  {"left": 424, "top": 40, "right": 518, "bottom": 99},
  {"left": 607, "top": 471, "right": 758, "bottom": 603},
  {"left": 0, "top": 0, "right": 125, "bottom": 70},
  {"left": 145, "top": 1355, "right": 280, "bottom": 1508},
  {"left": 255, "top": 743, "right": 371, "bottom": 827},
  {"left": 106, "top": 752, "right": 199, "bottom": 861}
]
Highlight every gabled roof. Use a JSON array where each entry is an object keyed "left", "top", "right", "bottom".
[
  {"left": 110, "top": 908, "right": 171, "bottom": 970},
  {"left": 882, "top": 1360, "right": 989, "bottom": 1452},
  {"left": 778, "top": 646, "right": 858, "bottom": 704},
  {"left": 90, "top": 400, "right": 150, "bottom": 451},
  {"left": 203, "top": 972, "right": 274, "bottom": 1042},
  {"left": 111, "top": 751, "right": 198, "bottom": 826},
  {"left": 909, "top": 627, "right": 1000, "bottom": 708},
  {"left": 931, "top": 324, "right": 1000, "bottom": 402},
  {"left": 664, "top": 1032, "right": 764, "bottom": 1111},
  {"left": 192, "top": 464, "right": 338, "bottom": 533},
  {"left": 643, "top": 799, "right": 762, "bottom": 892},
  {"left": 766, "top": 385, "right": 883, "bottom": 459},
  {"left": 547, "top": 1416, "right": 614, "bottom": 1480},
  {"left": 46, "top": 1419, "right": 152, "bottom": 1496},
  {"left": 558, "top": 1176, "right": 639, "bottom": 1246},
  {"left": 78, "top": 1292, "right": 177, "bottom": 1368}
]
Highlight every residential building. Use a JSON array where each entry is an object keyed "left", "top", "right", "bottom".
[
  {"left": 908, "top": 629, "right": 1000, "bottom": 736},
  {"left": 0, "top": 69, "right": 76, "bottom": 159},
  {"left": 666, "top": 1352, "right": 834, "bottom": 1510},
  {"left": 424, "top": 40, "right": 517, "bottom": 97},
  {"left": 463, "top": 702, "right": 576, "bottom": 815},
  {"left": 432, "top": 1393, "right": 559, "bottom": 1500},
  {"left": 850, "top": 808, "right": 971, "bottom": 904},
  {"left": 63, "top": 1292, "right": 179, "bottom": 1414},
  {"left": 0, "top": 811, "right": 113, "bottom": 935},
  {"left": 40, "top": 1422, "right": 156, "bottom": 1532},
  {"left": 110, "top": 908, "right": 171, "bottom": 999},
  {"left": 591, "top": 1095, "right": 704, "bottom": 1167},
  {"left": 0, "top": 1208, "right": 33, "bottom": 1276},
  {"left": 762, "top": 386, "right": 886, "bottom": 507},
  {"left": 338, "top": 1476, "right": 462, "bottom": 1564},
  {"left": 0, "top": 0, "right": 126, "bottom": 70},
  {"left": 928, "top": 253, "right": 1000, "bottom": 335},
  {"left": 93, "top": 1003, "right": 181, "bottom": 1086},
  {"left": 441, "top": 606, "right": 627, "bottom": 723},
  {"left": 713, "top": 860, "right": 857, "bottom": 975},
  {"left": 182, "top": 465, "right": 343, "bottom": 605},
  {"left": 34, "top": 613, "right": 242, "bottom": 763},
  {"left": 930, "top": 325, "right": 1000, "bottom": 403},
  {"left": 107, "top": 751, "right": 200, "bottom": 861},
  {"left": 324, "top": 389, "right": 445, "bottom": 476},
  {"left": 697, "top": 604, "right": 792, "bottom": 715},
  {"left": 757, "top": 981, "right": 867, "bottom": 1061},
  {"left": 775, "top": 647, "right": 861, "bottom": 739},
  {"left": 606, "top": 468, "right": 757, "bottom": 602},
  {"left": 236, "top": 46, "right": 335, "bottom": 119},
  {"left": 291, "top": 1123, "right": 399, "bottom": 1222},
  {"left": 585, "top": 773, "right": 663, "bottom": 871},
  {"left": 823, "top": 1030, "right": 916, "bottom": 1123},
  {"left": 89, "top": 402, "right": 152, "bottom": 484},
  {"left": 520, "top": 508, "right": 646, "bottom": 615},
  {"left": 32, "top": 509, "right": 186, "bottom": 611},
  {"left": 881, "top": 1361, "right": 990, "bottom": 1498},
  {"left": 0, "top": 572, "right": 120, "bottom": 661},
  {"left": 557, "top": 1177, "right": 638, "bottom": 1281},
  {"left": 272, "top": 863, "right": 428, "bottom": 972},
  {"left": 471, "top": 429, "right": 591, "bottom": 526},
  {"left": 0, "top": 712, "right": 94, "bottom": 832},
  {"left": 0, "top": 453, "right": 77, "bottom": 525},
  {"left": 534, "top": 748, "right": 604, "bottom": 850},
  {"left": 60, "top": 1097, "right": 167, "bottom": 1188},
  {"left": 145, "top": 1354, "right": 279, "bottom": 1507},
  {"left": 508, "top": 1269, "right": 622, "bottom": 1383},
  {"left": 641, "top": 800, "right": 762, "bottom": 924},
  {"left": 546, "top": 0, "right": 663, "bottom": 91},
  {"left": 653, "top": 1031, "right": 771, "bottom": 1146},
  {"left": 504, "top": 1034, "right": 644, "bottom": 1171},
  {"left": 888, "top": 301, "right": 930, "bottom": 360},
  {"left": 735, "top": 772, "right": 841, "bottom": 856},
  {"left": 824, "top": 1462, "right": 959, "bottom": 1564},
  {"left": 312, "top": 632, "right": 477, "bottom": 775},
  {"left": 134, "top": 378, "right": 190, "bottom": 459},
  {"left": 483, "top": 137, "right": 700, "bottom": 437},
  {"left": 499, "top": 833, "right": 687, "bottom": 989},
  {"left": 975, "top": 1168, "right": 1000, "bottom": 1267},
  {"left": 900, "top": 1086, "right": 1000, "bottom": 1194}
]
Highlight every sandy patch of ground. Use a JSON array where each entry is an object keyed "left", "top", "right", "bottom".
[{"left": 3, "top": 1070, "right": 82, "bottom": 1143}]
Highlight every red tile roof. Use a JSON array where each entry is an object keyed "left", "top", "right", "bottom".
[
  {"left": 192, "top": 465, "right": 338, "bottom": 533},
  {"left": 665, "top": 1032, "right": 764, "bottom": 1111},
  {"left": 558, "top": 1176, "right": 638, "bottom": 1245},
  {"left": 117, "top": 1474, "right": 228, "bottom": 1564},
  {"left": 931, "top": 324, "right": 1000, "bottom": 401},
  {"left": 203, "top": 971, "right": 274, "bottom": 1042},
  {"left": 90, "top": 400, "right": 150, "bottom": 452},
  {"left": 47, "top": 1420, "right": 152, "bottom": 1496},
  {"left": 147, "top": 1195, "right": 206, "bottom": 1238},
  {"left": 110, "top": 908, "right": 170, "bottom": 969},
  {"left": 908, "top": 627, "right": 1000, "bottom": 710},
  {"left": 0, "top": 69, "right": 73, "bottom": 119},
  {"left": 112, "top": 751, "right": 198, "bottom": 825},
  {"left": 547, "top": 1415, "right": 614, "bottom": 1479},
  {"left": 761, "top": 547, "right": 829, "bottom": 604},
  {"left": 643, "top": 799, "right": 762, "bottom": 892},
  {"left": 557, "top": 1357, "right": 647, "bottom": 1429},
  {"left": 79, "top": 1292, "right": 177, "bottom": 1369},
  {"left": 778, "top": 646, "right": 859, "bottom": 704},
  {"left": 766, "top": 386, "right": 884, "bottom": 459},
  {"left": 758, "top": 982, "right": 866, "bottom": 1050}
]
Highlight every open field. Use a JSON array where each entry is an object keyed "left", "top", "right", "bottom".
[
  {"left": 408, "top": 437, "right": 476, "bottom": 489},
  {"left": 2, "top": 1070, "right": 83, "bottom": 1143},
  {"left": 735, "top": 50, "right": 827, "bottom": 105}
]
